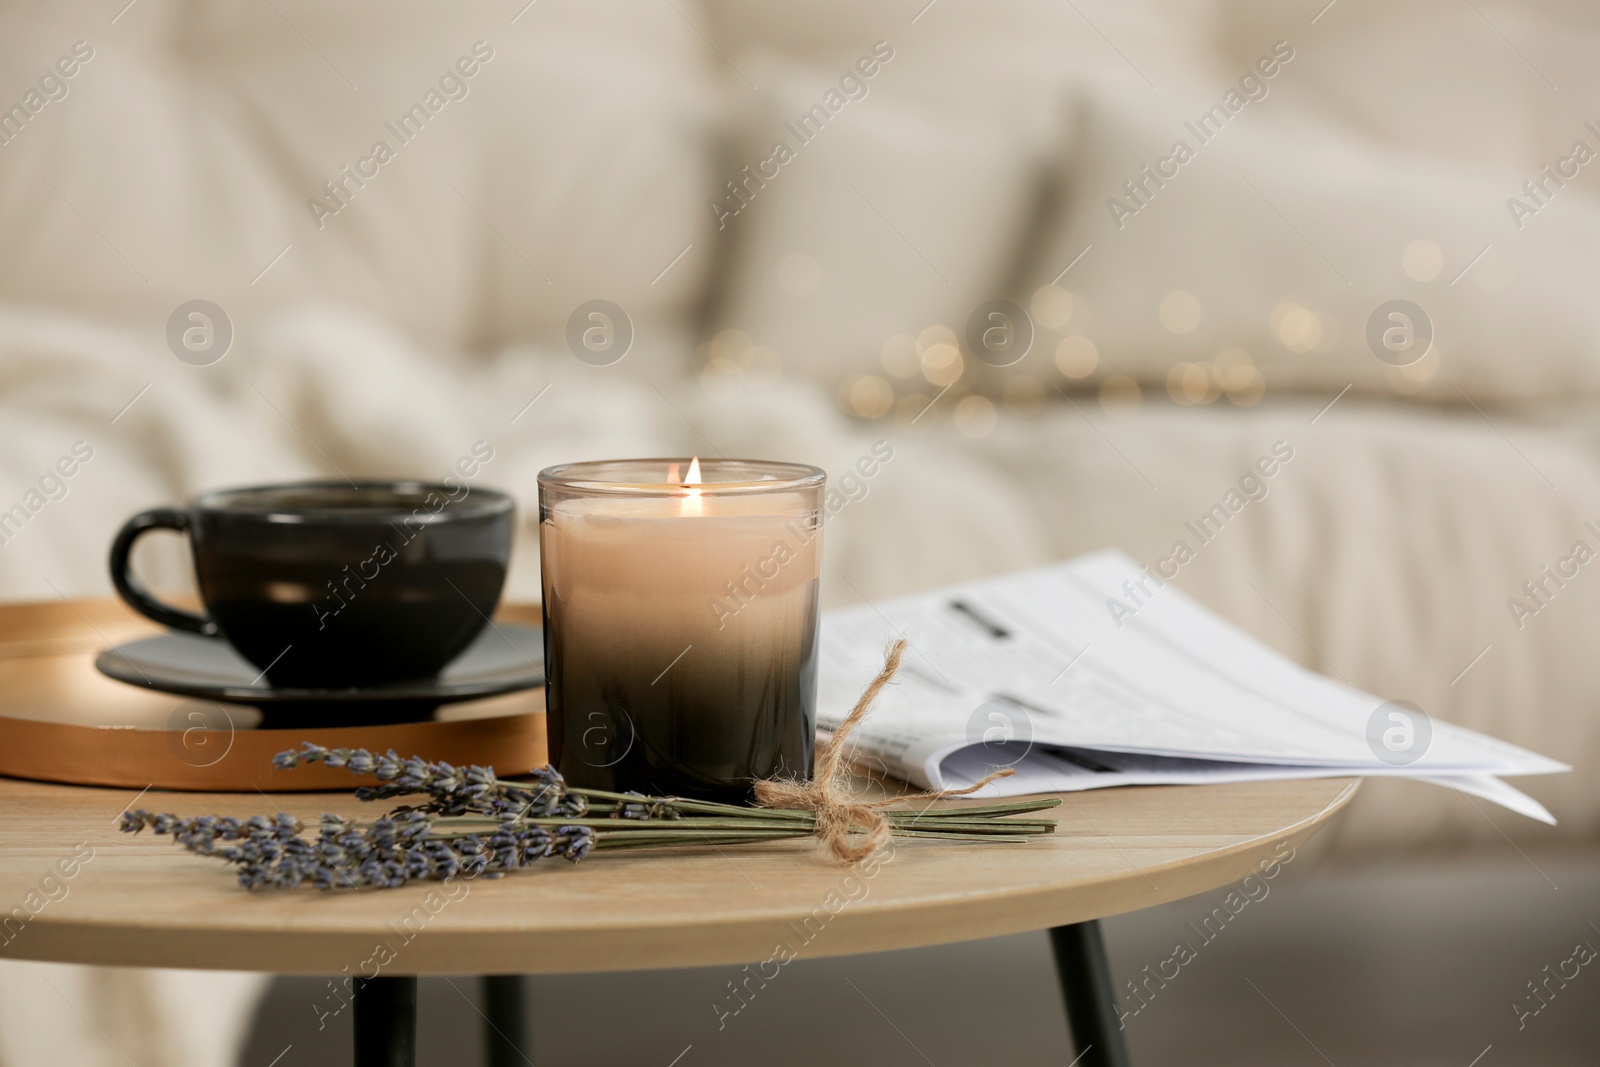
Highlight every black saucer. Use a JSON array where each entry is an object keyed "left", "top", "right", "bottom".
[{"left": 96, "top": 624, "right": 545, "bottom": 728}]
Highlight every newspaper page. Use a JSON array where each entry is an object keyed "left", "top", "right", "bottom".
[{"left": 817, "top": 551, "right": 1565, "bottom": 821}]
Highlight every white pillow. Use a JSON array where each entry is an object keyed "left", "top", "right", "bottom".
[
  {"left": 0, "top": 1, "right": 716, "bottom": 368},
  {"left": 1024, "top": 35, "right": 1600, "bottom": 408},
  {"left": 710, "top": 48, "right": 1043, "bottom": 387}
]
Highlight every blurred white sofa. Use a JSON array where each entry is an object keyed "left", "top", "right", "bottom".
[{"left": 2, "top": 1, "right": 1599, "bottom": 1062}]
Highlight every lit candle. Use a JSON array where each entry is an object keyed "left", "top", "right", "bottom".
[{"left": 538, "top": 458, "right": 826, "bottom": 802}]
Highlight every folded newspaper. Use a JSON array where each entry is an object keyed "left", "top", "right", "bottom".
[{"left": 817, "top": 551, "right": 1567, "bottom": 823}]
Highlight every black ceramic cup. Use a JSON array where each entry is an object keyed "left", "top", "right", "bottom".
[{"left": 109, "top": 480, "right": 514, "bottom": 689}]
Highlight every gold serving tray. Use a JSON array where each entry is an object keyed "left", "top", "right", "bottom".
[{"left": 0, "top": 598, "right": 546, "bottom": 792}]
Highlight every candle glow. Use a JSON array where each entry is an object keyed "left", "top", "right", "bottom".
[{"left": 681, "top": 455, "right": 703, "bottom": 516}]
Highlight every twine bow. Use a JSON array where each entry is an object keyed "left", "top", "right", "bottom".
[{"left": 754, "top": 638, "right": 1014, "bottom": 863}]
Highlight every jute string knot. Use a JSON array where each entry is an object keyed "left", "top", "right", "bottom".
[{"left": 754, "top": 638, "right": 1014, "bottom": 864}]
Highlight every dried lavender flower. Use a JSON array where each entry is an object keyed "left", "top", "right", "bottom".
[
  {"left": 610, "top": 793, "right": 683, "bottom": 821},
  {"left": 120, "top": 805, "right": 595, "bottom": 890},
  {"left": 274, "top": 744, "right": 585, "bottom": 820}
]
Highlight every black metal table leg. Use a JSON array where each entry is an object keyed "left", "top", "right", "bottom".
[
  {"left": 1049, "top": 921, "right": 1132, "bottom": 1067},
  {"left": 482, "top": 975, "right": 530, "bottom": 1066},
  {"left": 353, "top": 976, "right": 417, "bottom": 1067}
]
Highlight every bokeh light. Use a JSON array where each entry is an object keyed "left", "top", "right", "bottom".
[
  {"left": 845, "top": 374, "right": 894, "bottom": 418},
  {"left": 1054, "top": 335, "right": 1099, "bottom": 378},
  {"left": 1158, "top": 290, "right": 1202, "bottom": 334},
  {"left": 1402, "top": 239, "right": 1443, "bottom": 282},
  {"left": 1271, "top": 302, "right": 1321, "bottom": 352},
  {"left": 954, "top": 395, "right": 998, "bottom": 437},
  {"left": 1030, "top": 285, "right": 1076, "bottom": 329},
  {"left": 921, "top": 342, "right": 963, "bottom": 386}
]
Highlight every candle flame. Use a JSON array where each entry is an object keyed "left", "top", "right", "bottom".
[{"left": 681, "top": 455, "right": 703, "bottom": 515}]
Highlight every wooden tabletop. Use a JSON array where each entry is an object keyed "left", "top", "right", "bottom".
[{"left": 0, "top": 773, "right": 1356, "bottom": 976}]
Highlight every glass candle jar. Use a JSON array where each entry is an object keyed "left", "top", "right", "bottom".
[{"left": 537, "top": 458, "right": 826, "bottom": 803}]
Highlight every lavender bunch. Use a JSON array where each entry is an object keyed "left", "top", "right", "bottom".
[
  {"left": 119, "top": 747, "right": 1060, "bottom": 891},
  {"left": 120, "top": 807, "right": 594, "bottom": 890}
]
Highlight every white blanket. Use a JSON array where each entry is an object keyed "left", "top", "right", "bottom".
[{"left": 0, "top": 301, "right": 1049, "bottom": 604}]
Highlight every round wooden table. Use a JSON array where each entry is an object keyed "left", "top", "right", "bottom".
[
  {"left": 0, "top": 773, "right": 1356, "bottom": 1066},
  {"left": 0, "top": 598, "right": 1359, "bottom": 1066}
]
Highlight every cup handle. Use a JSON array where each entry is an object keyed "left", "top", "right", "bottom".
[{"left": 108, "top": 508, "right": 219, "bottom": 636}]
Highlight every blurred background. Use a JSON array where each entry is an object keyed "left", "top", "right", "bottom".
[{"left": 1, "top": 0, "right": 1598, "bottom": 1063}]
